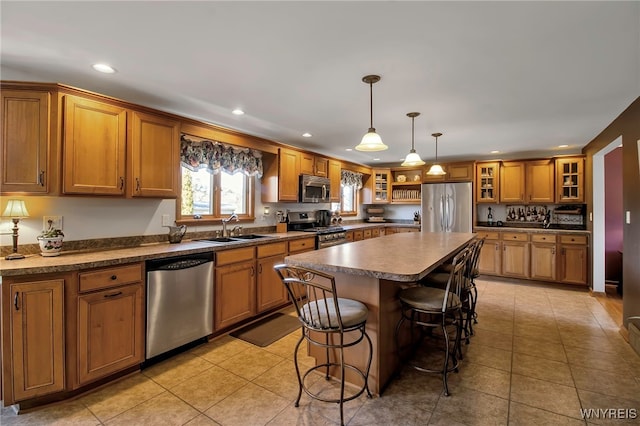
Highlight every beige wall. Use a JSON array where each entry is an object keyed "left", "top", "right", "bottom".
[{"left": 583, "top": 96, "right": 640, "bottom": 328}]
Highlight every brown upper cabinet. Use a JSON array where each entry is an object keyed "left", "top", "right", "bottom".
[
  {"left": 499, "top": 160, "right": 555, "bottom": 204},
  {"left": 0, "top": 89, "right": 53, "bottom": 194},
  {"left": 362, "top": 169, "right": 391, "bottom": 204},
  {"left": 262, "top": 147, "right": 300, "bottom": 202},
  {"left": 500, "top": 161, "right": 526, "bottom": 203},
  {"left": 301, "top": 152, "right": 329, "bottom": 177},
  {"left": 423, "top": 161, "right": 474, "bottom": 183},
  {"left": 128, "top": 111, "right": 180, "bottom": 198},
  {"left": 328, "top": 159, "right": 341, "bottom": 202},
  {"left": 555, "top": 156, "right": 585, "bottom": 203},
  {"left": 476, "top": 162, "right": 500, "bottom": 203},
  {"left": 63, "top": 95, "right": 128, "bottom": 195},
  {"left": 525, "top": 159, "right": 555, "bottom": 203}
]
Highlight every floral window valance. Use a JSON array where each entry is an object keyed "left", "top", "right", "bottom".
[
  {"left": 341, "top": 170, "right": 363, "bottom": 189},
  {"left": 180, "top": 135, "right": 263, "bottom": 177}
]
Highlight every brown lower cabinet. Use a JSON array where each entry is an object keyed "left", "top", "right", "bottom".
[
  {"left": 6, "top": 278, "right": 66, "bottom": 402},
  {"left": 558, "top": 235, "right": 588, "bottom": 285},
  {"left": 77, "top": 283, "right": 143, "bottom": 385},
  {"left": 477, "top": 229, "right": 588, "bottom": 285},
  {"left": 215, "top": 247, "right": 257, "bottom": 331},
  {"left": 257, "top": 242, "right": 288, "bottom": 313}
]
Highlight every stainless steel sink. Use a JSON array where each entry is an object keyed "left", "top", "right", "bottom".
[
  {"left": 231, "top": 234, "right": 271, "bottom": 240},
  {"left": 198, "top": 237, "right": 238, "bottom": 243}
]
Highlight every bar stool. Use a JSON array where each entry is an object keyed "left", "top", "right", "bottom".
[
  {"left": 395, "top": 246, "right": 470, "bottom": 396},
  {"left": 423, "top": 238, "right": 484, "bottom": 342},
  {"left": 275, "top": 264, "right": 372, "bottom": 426}
]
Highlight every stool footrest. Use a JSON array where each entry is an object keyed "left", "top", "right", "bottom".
[{"left": 301, "top": 363, "right": 370, "bottom": 404}]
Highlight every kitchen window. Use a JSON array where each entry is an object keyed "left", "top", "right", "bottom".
[
  {"left": 335, "top": 170, "right": 363, "bottom": 216},
  {"left": 178, "top": 135, "right": 262, "bottom": 223}
]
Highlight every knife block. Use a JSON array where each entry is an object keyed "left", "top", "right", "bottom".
[{"left": 276, "top": 223, "right": 288, "bottom": 233}]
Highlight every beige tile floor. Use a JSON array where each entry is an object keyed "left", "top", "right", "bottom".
[{"left": 2, "top": 279, "right": 640, "bottom": 425}]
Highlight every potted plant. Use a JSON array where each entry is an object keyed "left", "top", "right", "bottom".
[{"left": 37, "top": 225, "right": 64, "bottom": 257}]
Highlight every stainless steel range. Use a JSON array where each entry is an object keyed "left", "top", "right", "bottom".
[{"left": 287, "top": 211, "right": 348, "bottom": 249}]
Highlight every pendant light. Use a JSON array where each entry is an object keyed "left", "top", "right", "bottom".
[
  {"left": 426, "top": 132, "right": 446, "bottom": 175},
  {"left": 355, "top": 75, "right": 388, "bottom": 151},
  {"left": 401, "top": 112, "right": 425, "bottom": 166}
]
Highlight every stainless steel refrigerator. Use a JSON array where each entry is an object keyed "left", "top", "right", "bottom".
[{"left": 421, "top": 182, "right": 473, "bottom": 233}]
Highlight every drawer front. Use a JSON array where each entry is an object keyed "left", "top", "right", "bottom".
[
  {"left": 288, "top": 237, "right": 315, "bottom": 253},
  {"left": 79, "top": 263, "right": 143, "bottom": 293},
  {"left": 216, "top": 246, "right": 255, "bottom": 266},
  {"left": 559, "top": 234, "right": 588, "bottom": 245},
  {"left": 363, "top": 229, "right": 372, "bottom": 239},
  {"left": 531, "top": 234, "right": 557, "bottom": 243},
  {"left": 502, "top": 232, "right": 529, "bottom": 242},
  {"left": 257, "top": 242, "right": 287, "bottom": 258},
  {"left": 476, "top": 231, "right": 500, "bottom": 240}
]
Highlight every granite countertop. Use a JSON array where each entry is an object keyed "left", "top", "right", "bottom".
[
  {"left": 285, "top": 231, "right": 475, "bottom": 282},
  {"left": 0, "top": 222, "right": 424, "bottom": 278},
  {"left": 0, "top": 231, "right": 310, "bottom": 277},
  {"left": 341, "top": 222, "right": 420, "bottom": 231}
]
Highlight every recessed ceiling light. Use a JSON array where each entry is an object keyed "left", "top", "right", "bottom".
[
  {"left": 490, "top": 150, "right": 500, "bottom": 154},
  {"left": 232, "top": 108, "right": 245, "bottom": 115},
  {"left": 345, "top": 148, "right": 353, "bottom": 152},
  {"left": 558, "top": 144, "right": 569, "bottom": 148},
  {"left": 302, "top": 132, "right": 312, "bottom": 138},
  {"left": 373, "top": 158, "right": 380, "bottom": 161},
  {"left": 92, "top": 63, "right": 116, "bottom": 73}
]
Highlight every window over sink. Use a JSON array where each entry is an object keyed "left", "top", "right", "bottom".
[{"left": 177, "top": 135, "right": 261, "bottom": 223}]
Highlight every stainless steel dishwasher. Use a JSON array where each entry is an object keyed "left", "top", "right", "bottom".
[{"left": 145, "top": 252, "right": 214, "bottom": 360}]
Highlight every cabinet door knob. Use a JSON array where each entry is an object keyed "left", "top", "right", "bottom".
[
  {"left": 38, "top": 170, "right": 45, "bottom": 186},
  {"left": 110, "top": 275, "right": 117, "bottom": 280}
]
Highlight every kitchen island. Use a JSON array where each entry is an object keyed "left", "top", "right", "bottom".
[{"left": 284, "top": 231, "right": 475, "bottom": 395}]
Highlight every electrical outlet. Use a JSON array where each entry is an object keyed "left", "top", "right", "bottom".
[
  {"left": 161, "top": 214, "right": 172, "bottom": 227},
  {"left": 43, "top": 215, "right": 63, "bottom": 231}
]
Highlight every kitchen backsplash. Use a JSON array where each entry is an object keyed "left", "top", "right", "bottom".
[{"left": 476, "top": 204, "right": 586, "bottom": 226}]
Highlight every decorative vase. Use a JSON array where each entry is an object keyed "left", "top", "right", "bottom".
[{"left": 37, "top": 236, "right": 64, "bottom": 257}]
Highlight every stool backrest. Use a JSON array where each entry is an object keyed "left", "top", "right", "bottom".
[
  {"left": 467, "top": 237, "right": 485, "bottom": 279},
  {"left": 442, "top": 245, "right": 472, "bottom": 311},
  {"left": 274, "top": 264, "right": 344, "bottom": 331}
]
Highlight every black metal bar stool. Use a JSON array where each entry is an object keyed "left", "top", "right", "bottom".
[
  {"left": 275, "top": 264, "right": 372, "bottom": 426},
  {"left": 394, "top": 246, "right": 471, "bottom": 396},
  {"left": 422, "top": 237, "right": 485, "bottom": 343}
]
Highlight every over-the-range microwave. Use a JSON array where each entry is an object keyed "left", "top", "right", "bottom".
[{"left": 299, "top": 174, "right": 330, "bottom": 203}]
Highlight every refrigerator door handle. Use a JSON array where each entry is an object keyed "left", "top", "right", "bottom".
[
  {"left": 440, "top": 194, "right": 445, "bottom": 231},
  {"left": 447, "top": 194, "right": 453, "bottom": 231}
]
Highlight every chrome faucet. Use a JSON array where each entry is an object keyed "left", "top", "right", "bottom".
[
  {"left": 231, "top": 225, "right": 243, "bottom": 236},
  {"left": 222, "top": 213, "right": 239, "bottom": 237}
]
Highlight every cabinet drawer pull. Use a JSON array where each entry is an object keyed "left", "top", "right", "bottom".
[
  {"left": 14, "top": 292, "right": 19, "bottom": 310},
  {"left": 38, "top": 170, "right": 45, "bottom": 186},
  {"left": 111, "top": 275, "right": 118, "bottom": 280},
  {"left": 104, "top": 291, "right": 123, "bottom": 298},
  {"left": 119, "top": 177, "right": 124, "bottom": 190},
  {"left": 259, "top": 264, "right": 263, "bottom": 274},
  {"left": 251, "top": 266, "right": 255, "bottom": 276}
]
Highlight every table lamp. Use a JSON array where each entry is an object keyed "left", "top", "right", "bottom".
[{"left": 3, "top": 199, "right": 29, "bottom": 260}]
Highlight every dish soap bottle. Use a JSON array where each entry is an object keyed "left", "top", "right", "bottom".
[{"left": 487, "top": 207, "right": 493, "bottom": 226}]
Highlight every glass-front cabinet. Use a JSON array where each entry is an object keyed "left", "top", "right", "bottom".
[
  {"left": 555, "top": 156, "right": 584, "bottom": 203},
  {"left": 476, "top": 162, "right": 500, "bottom": 203},
  {"left": 372, "top": 169, "right": 390, "bottom": 203}
]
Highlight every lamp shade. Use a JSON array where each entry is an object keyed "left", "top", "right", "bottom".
[
  {"left": 2, "top": 199, "right": 29, "bottom": 218},
  {"left": 401, "top": 151, "right": 425, "bottom": 167},
  {"left": 426, "top": 164, "right": 446, "bottom": 176},
  {"left": 356, "top": 129, "right": 388, "bottom": 151}
]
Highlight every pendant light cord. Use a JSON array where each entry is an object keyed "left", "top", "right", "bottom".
[
  {"left": 369, "top": 81, "right": 373, "bottom": 129},
  {"left": 411, "top": 116, "right": 415, "bottom": 150}
]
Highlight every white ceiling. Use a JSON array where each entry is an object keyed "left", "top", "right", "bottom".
[{"left": 2, "top": 1, "right": 638, "bottom": 166}]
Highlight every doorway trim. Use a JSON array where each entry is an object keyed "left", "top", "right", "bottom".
[{"left": 592, "top": 136, "right": 622, "bottom": 293}]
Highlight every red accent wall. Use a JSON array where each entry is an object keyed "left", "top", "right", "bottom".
[{"left": 605, "top": 147, "right": 623, "bottom": 282}]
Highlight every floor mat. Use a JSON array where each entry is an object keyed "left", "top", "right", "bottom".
[{"left": 230, "top": 312, "right": 300, "bottom": 347}]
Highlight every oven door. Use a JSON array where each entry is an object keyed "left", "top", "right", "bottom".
[{"left": 316, "top": 232, "right": 348, "bottom": 249}]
